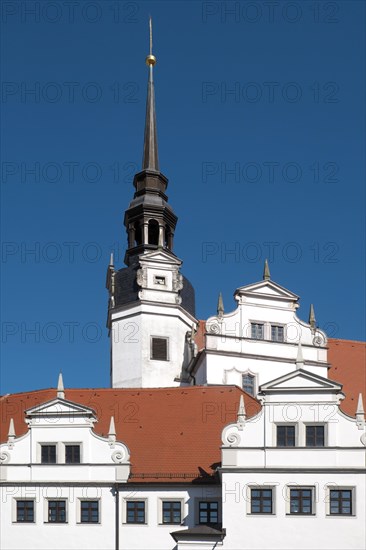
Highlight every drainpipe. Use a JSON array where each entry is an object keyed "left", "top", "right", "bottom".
[{"left": 114, "top": 484, "right": 119, "bottom": 550}]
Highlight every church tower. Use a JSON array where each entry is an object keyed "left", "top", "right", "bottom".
[{"left": 106, "top": 20, "right": 197, "bottom": 388}]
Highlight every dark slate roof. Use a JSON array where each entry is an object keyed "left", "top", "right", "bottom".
[
  {"left": 113, "top": 265, "right": 196, "bottom": 317},
  {"left": 171, "top": 525, "right": 226, "bottom": 542}
]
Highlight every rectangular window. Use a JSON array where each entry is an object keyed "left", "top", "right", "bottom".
[
  {"left": 80, "top": 500, "right": 99, "bottom": 523},
  {"left": 65, "top": 445, "right": 80, "bottom": 464},
  {"left": 126, "top": 501, "right": 145, "bottom": 524},
  {"left": 290, "top": 489, "right": 312, "bottom": 515},
  {"left": 251, "top": 323, "right": 264, "bottom": 340},
  {"left": 306, "top": 426, "right": 324, "bottom": 447},
  {"left": 330, "top": 490, "right": 352, "bottom": 515},
  {"left": 16, "top": 500, "right": 34, "bottom": 523},
  {"left": 277, "top": 425, "right": 295, "bottom": 447},
  {"left": 199, "top": 501, "right": 219, "bottom": 525},
  {"left": 151, "top": 337, "right": 168, "bottom": 361},
  {"left": 41, "top": 445, "right": 56, "bottom": 464},
  {"left": 242, "top": 374, "right": 255, "bottom": 396},
  {"left": 154, "top": 275, "right": 166, "bottom": 286},
  {"left": 48, "top": 500, "right": 66, "bottom": 523},
  {"left": 162, "top": 501, "right": 181, "bottom": 524},
  {"left": 271, "top": 325, "right": 284, "bottom": 342},
  {"left": 251, "top": 489, "right": 273, "bottom": 514}
]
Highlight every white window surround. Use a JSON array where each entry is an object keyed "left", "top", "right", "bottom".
[
  {"left": 248, "top": 321, "right": 287, "bottom": 342},
  {"left": 43, "top": 498, "right": 68, "bottom": 524},
  {"left": 157, "top": 498, "right": 185, "bottom": 526},
  {"left": 63, "top": 442, "right": 82, "bottom": 463},
  {"left": 273, "top": 423, "right": 327, "bottom": 447},
  {"left": 38, "top": 442, "right": 58, "bottom": 464},
  {"left": 37, "top": 442, "right": 83, "bottom": 463},
  {"left": 76, "top": 498, "right": 101, "bottom": 525},
  {"left": 122, "top": 498, "right": 148, "bottom": 525},
  {"left": 242, "top": 370, "right": 258, "bottom": 397},
  {"left": 274, "top": 424, "right": 298, "bottom": 447},
  {"left": 245, "top": 485, "right": 276, "bottom": 516},
  {"left": 324, "top": 486, "right": 356, "bottom": 517},
  {"left": 12, "top": 499, "right": 36, "bottom": 524},
  {"left": 285, "top": 486, "right": 316, "bottom": 516}
]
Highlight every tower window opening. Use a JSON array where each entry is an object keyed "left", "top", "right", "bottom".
[
  {"left": 148, "top": 219, "right": 159, "bottom": 245},
  {"left": 134, "top": 222, "right": 142, "bottom": 246}
]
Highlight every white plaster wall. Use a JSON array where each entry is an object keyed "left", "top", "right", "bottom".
[{"left": 221, "top": 471, "right": 366, "bottom": 550}]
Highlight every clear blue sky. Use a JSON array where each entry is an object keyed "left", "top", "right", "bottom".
[{"left": 1, "top": 1, "right": 365, "bottom": 395}]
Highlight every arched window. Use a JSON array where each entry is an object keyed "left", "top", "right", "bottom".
[
  {"left": 134, "top": 222, "right": 142, "bottom": 246},
  {"left": 242, "top": 373, "right": 256, "bottom": 396},
  {"left": 148, "top": 219, "right": 159, "bottom": 245}
]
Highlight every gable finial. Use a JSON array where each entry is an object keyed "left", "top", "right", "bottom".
[
  {"left": 296, "top": 342, "right": 304, "bottom": 369},
  {"left": 263, "top": 259, "right": 271, "bottom": 280},
  {"left": 217, "top": 292, "right": 224, "bottom": 317},
  {"left": 309, "top": 303, "right": 316, "bottom": 331},
  {"left": 356, "top": 393, "right": 365, "bottom": 429},
  {"left": 142, "top": 16, "right": 159, "bottom": 171},
  {"left": 109, "top": 251, "right": 114, "bottom": 267},
  {"left": 237, "top": 395, "right": 247, "bottom": 424},
  {"left": 57, "top": 372, "right": 65, "bottom": 399},
  {"left": 108, "top": 416, "right": 116, "bottom": 447},
  {"left": 7, "top": 418, "right": 16, "bottom": 448}
]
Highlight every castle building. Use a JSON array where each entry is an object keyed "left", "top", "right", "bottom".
[{"left": 1, "top": 24, "right": 365, "bottom": 550}]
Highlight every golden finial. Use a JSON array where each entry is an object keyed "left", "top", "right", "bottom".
[{"left": 146, "top": 16, "right": 156, "bottom": 66}]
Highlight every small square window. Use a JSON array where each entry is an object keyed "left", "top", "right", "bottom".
[
  {"left": 154, "top": 275, "right": 166, "bottom": 286},
  {"left": 251, "top": 489, "right": 273, "bottom": 514},
  {"left": 330, "top": 490, "right": 352, "bottom": 515},
  {"left": 199, "top": 501, "right": 219, "bottom": 525},
  {"left": 80, "top": 500, "right": 99, "bottom": 523},
  {"left": 271, "top": 325, "right": 284, "bottom": 342},
  {"left": 65, "top": 445, "right": 80, "bottom": 464},
  {"left": 306, "top": 426, "right": 325, "bottom": 447},
  {"left": 126, "top": 501, "right": 145, "bottom": 524},
  {"left": 41, "top": 445, "right": 56, "bottom": 464},
  {"left": 277, "top": 425, "right": 295, "bottom": 447},
  {"left": 48, "top": 500, "right": 66, "bottom": 523},
  {"left": 151, "top": 337, "right": 168, "bottom": 361},
  {"left": 290, "top": 489, "right": 313, "bottom": 515},
  {"left": 242, "top": 373, "right": 255, "bottom": 396},
  {"left": 162, "top": 501, "right": 181, "bottom": 524},
  {"left": 251, "top": 323, "right": 264, "bottom": 340},
  {"left": 16, "top": 500, "right": 34, "bottom": 523}
]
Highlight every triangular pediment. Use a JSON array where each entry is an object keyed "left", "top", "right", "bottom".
[
  {"left": 235, "top": 280, "right": 299, "bottom": 301},
  {"left": 26, "top": 398, "right": 96, "bottom": 418},
  {"left": 260, "top": 369, "right": 342, "bottom": 393},
  {"left": 139, "top": 249, "right": 182, "bottom": 266}
]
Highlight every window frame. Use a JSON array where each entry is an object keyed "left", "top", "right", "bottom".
[
  {"left": 78, "top": 499, "right": 100, "bottom": 524},
  {"left": 242, "top": 372, "right": 256, "bottom": 396},
  {"left": 197, "top": 500, "right": 220, "bottom": 526},
  {"left": 150, "top": 336, "right": 169, "bottom": 361},
  {"left": 123, "top": 499, "right": 147, "bottom": 525},
  {"left": 249, "top": 487, "right": 274, "bottom": 515},
  {"left": 286, "top": 487, "right": 315, "bottom": 516},
  {"left": 305, "top": 424, "right": 325, "bottom": 447},
  {"left": 40, "top": 443, "right": 57, "bottom": 464},
  {"left": 46, "top": 499, "right": 67, "bottom": 524},
  {"left": 65, "top": 443, "right": 81, "bottom": 464},
  {"left": 250, "top": 322, "right": 265, "bottom": 340},
  {"left": 326, "top": 487, "right": 355, "bottom": 517},
  {"left": 14, "top": 499, "right": 35, "bottom": 524},
  {"left": 270, "top": 324, "right": 285, "bottom": 343},
  {"left": 160, "top": 499, "right": 183, "bottom": 525},
  {"left": 276, "top": 424, "right": 296, "bottom": 447}
]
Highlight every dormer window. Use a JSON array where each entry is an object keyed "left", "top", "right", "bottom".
[
  {"left": 271, "top": 325, "right": 284, "bottom": 342},
  {"left": 251, "top": 323, "right": 264, "bottom": 340},
  {"left": 41, "top": 444, "right": 56, "bottom": 464},
  {"left": 65, "top": 444, "right": 81, "bottom": 464},
  {"left": 242, "top": 373, "right": 255, "bottom": 396}
]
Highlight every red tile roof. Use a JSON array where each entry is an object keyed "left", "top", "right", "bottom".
[
  {"left": 328, "top": 338, "right": 366, "bottom": 417},
  {"left": 0, "top": 386, "right": 260, "bottom": 483}
]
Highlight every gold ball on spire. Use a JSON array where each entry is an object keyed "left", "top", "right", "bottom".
[{"left": 145, "top": 54, "right": 156, "bottom": 66}]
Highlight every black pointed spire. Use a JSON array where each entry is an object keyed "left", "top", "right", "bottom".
[{"left": 142, "top": 19, "right": 159, "bottom": 171}]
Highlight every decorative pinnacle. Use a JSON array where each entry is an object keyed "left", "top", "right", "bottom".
[
  {"left": 309, "top": 303, "right": 316, "bottom": 329},
  {"left": 237, "top": 395, "right": 247, "bottom": 423},
  {"left": 109, "top": 252, "right": 114, "bottom": 266},
  {"left": 108, "top": 416, "right": 116, "bottom": 447},
  {"left": 57, "top": 372, "right": 65, "bottom": 399},
  {"left": 263, "top": 259, "right": 271, "bottom": 280},
  {"left": 217, "top": 292, "right": 224, "bottom": 317},
  {"left": 8, "top": 418, "right": 16, "bottom": 438},
  {"left": 356, "top": 393, "right": 365, "bottom": 416},
  {"left": 296, "top": 342, "right": 304, "bottom": 369},
  {"left": 145, "top": 17, "right": 156, "bottom": 66}
]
